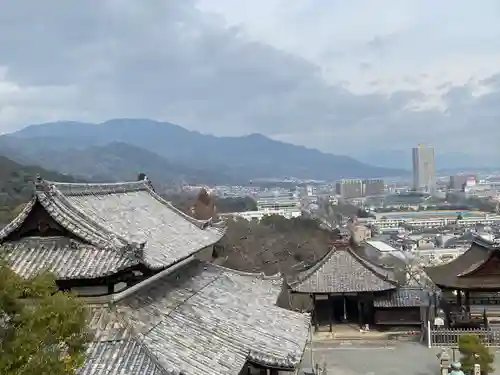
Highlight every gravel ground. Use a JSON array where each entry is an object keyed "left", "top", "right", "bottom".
[{"left": 300, "top": 341, "right": 500, "bottom": 375}]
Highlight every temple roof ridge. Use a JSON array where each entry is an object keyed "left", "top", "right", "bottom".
[{"left": 36, "top": 178, "right": 150, "bottom": 196}]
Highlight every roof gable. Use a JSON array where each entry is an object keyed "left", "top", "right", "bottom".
[{"left": 291, "top": 247, "right": 398, "bottom": 293}]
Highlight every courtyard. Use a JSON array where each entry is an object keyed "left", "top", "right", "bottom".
[{"left": 300, "top": 341, "right": 500, "bottom": 375}]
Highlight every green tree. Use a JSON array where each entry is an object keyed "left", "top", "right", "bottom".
[
  {"left": 459, "top": 334, "right": 495, "bottom": 374},
  {"left": 0, "top": 262, "right": 90, "bottom": 375}
]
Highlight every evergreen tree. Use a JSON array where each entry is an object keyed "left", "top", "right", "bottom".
[
  {"left": 459, "top": 334, "right": 495, "bottom": 374},
  {"left": 0, "top": 262, "right": 90, "bottom": 375}
]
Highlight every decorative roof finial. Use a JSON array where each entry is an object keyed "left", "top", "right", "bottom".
[{"left": 34, "top": 173, "right": 44, "bottom": 191}]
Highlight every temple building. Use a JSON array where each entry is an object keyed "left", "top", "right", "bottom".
[
  {"left": 425, "top": 235, "right": 500, "bottom": 325},
  {"left": 0, "top": 176, "right": 311, "bottom": 375},
  {"left": 289, "top": 246, "right": 429, "bottom": 329}
]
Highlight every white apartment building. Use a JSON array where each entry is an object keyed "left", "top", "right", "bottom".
[
  {"left": 220, "top": 192, "right": 303, "bottom": 222},
  {"left": 224, "top": 209, "right": 302, "bottom": 222},
  {"left": 256, "top": 193, "right": 301, "bottom": 215},
  {"left": 363, "top": 215, "right": 500, "bottom": 229}
]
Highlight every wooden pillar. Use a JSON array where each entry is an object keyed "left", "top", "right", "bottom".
[
  {"left": 328, "top": 295, "right": 333, "bottom": 332},
  {"left": 269, "top": 369, "right": 279, "bottom": 375},
  {"left": 456, "top": 289, "right": 462, "bottom": 307},
  {"left": 343, "top": 295, "right": 347, "bottom": 322},
  {"left": 312, "top": 294, "right": 318, "bottom": 332},
  {"left": 357, "top": 299, "right": 363, "bottom": 328},
  {"left": 465, "top": 291, "right": 470, "bottom": 314}
]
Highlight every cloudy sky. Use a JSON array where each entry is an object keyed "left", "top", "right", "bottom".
[{"left": 0, "top": 0, "right": 499, "bottom": 161}]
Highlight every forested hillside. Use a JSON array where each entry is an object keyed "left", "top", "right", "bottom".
[
  {"left": 219, "top": 215, "right": 332, "bottom": 276},
  {"left": 0, "top": 156, "right": 78, "bottom": 223}
]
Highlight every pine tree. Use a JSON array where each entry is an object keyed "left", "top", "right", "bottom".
[
  {"left": 0, "top": 261, "right": 90, "bottom": 375},
  {"left": 459, "top": 334, "right": 495, "bottom": 374}
]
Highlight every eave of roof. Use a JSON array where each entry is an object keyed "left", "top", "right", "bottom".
[
  {"left": 1, "top": 236, "right": 139, "bottom": 280},
  {"left": 424, "top": 237, "right": 500, "bottom": 289}
]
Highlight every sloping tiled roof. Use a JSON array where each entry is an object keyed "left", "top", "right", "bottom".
[
  {"left": 80, "top": 260, "right": 311, "bottom": 375},
  {"left": 290, "top": 247, "right": 399, "bottom": 293},
  {"left": 424, "top": 236, "right": 500, "bottom": 289},
  {"left": 373, "top": 288, "right": 430, "bottom": 308},
  {"left": 0, "top": 177, "right": 226, "bottom": 278},
  {"left": 82, "top": 340, "right": 166, "bottom": 375},
  {"left": 1, "top": 236, "right": 138, "bottom": 280}
]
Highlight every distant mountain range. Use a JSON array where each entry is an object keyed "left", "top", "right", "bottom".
[{"left": 0, "top": 119, "right": 408, "bottom": 184}]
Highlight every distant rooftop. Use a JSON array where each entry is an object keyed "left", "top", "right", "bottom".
[{"left": 365, "top": 240, "right": 397, "bottom": 252}]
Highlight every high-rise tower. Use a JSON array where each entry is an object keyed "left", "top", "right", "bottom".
[{"left": 412, "top": 144, "right": 436, "bottom": 193}]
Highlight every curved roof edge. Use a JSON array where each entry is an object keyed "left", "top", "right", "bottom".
[
  {"left": 472, "top": 233, "right": 500, "bottom": 249},
  {"left": 0, "top": 197, "right": 37, "bottom": 242}
]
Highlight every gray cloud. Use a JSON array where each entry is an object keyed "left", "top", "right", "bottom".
[{"left": 0, "top": 0, "right": 497, "bottom": 161}]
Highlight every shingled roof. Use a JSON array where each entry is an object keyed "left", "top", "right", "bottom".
[
  {"left": 424, "top": 235, "right": 500, "bottom": 289},
  {"left": 0, "top": 176, "right": 225, "bottom": 279},
  {"left": 373, "top": 287, "right": 430, "bottom": 308},
  {"left": 81, "top": 260, "right": 311, "bottom": 375},
  {"left": 290, "top": 247, "right": 399, "bottom": 293}
]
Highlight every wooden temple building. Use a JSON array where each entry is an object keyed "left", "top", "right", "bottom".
[
  {"left": 0, "top": 176, "right": 311, "bottom": 375},
  {"left": 425, "top": 235, "right": 500, "bottom": 326},
  {"left": 289, "top": 246, "right": 430, "bottom": 330}
]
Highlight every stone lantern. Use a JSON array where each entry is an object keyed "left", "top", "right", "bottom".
[{"left": 436, "top": 349, "right": 451, "bottom": 375}]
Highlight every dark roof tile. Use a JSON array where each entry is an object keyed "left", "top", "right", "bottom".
[
  {"left": 80, "top": 260, "right": 310, "bottom": 375},
  {"left": 373, "top": 288, "right": 430, "bottom": 308}
]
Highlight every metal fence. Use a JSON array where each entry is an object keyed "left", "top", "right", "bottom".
[{"left": 427, "top": 326, "right": 500, "bottom": 347}]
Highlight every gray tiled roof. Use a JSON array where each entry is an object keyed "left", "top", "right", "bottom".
[
  {"left": 82, "top": 260, "right": 311, "bottom": 375},
  {"left": 1, "top": 236, "right": 137, "bottom": 279},
  {"left": 291, "top": 247, "right": 399, "bottom": 293},
  {"left": 373, "top": 288, "right": 430, "bottom": 308},
  {"left": 0, "top": 177, "right": 225, "bottom": 278},
  {"left": 81, "top": 340, "right": 165, "bottom": 375}
]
